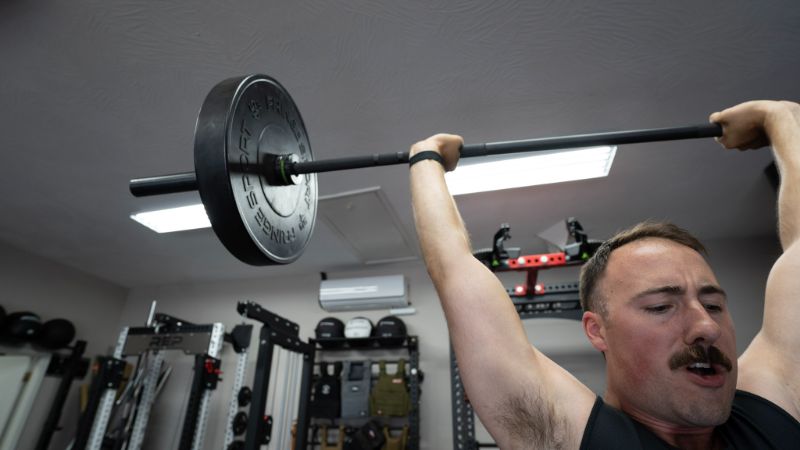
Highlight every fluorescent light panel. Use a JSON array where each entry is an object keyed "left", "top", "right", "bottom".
[
  {"left": 131, "top": 146, "right": 615, "bottom": 232},
  {"left": 130, "top": 204, "right": 211, "bottom": 233},
  {"left": 445, "top": 146, "right": 616, "bottom": 195}
]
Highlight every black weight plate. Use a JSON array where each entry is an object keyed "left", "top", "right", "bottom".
[
  {"left": 233, "top": 411, "right": 248, "bottom": 435},
  {"left": 195, "top": 75, "right": 317, "bottom": 265},
  {"left": 237, "top": 385, "right": 252, "bottom": 407}
]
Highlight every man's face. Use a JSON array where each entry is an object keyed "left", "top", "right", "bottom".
[{"left": 591, "top": 237, "right": 737, "bottom": 427}]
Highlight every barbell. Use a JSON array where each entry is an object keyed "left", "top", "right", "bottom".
[{"left": 129, "top": 74, "right": 722, "bottom": 266}]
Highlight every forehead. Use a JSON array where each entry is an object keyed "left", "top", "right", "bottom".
[{"left": 600, "top": 237, "right": 717, "bottom": 295}]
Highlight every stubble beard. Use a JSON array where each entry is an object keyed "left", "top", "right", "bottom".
[
  {"left": 672, "top": 389, "right": 733, "bottom": 427},
  {"left": 617, "top": 371, "right": 735, "bottom": 429}
]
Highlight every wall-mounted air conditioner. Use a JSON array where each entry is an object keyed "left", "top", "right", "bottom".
[{"left": 319, "top": 275, "right": 408, "bottom": 312}]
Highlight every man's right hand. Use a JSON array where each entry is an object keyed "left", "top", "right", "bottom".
[
  {"left": 710, "top": 100, "right": 800, "bottom": 151},
  {"left": 409, "top": 133, "right": 464, "bottom": 172}
]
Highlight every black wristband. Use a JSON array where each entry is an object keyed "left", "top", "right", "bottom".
[{"left": 409, "top": 151, "right": 445, "bottom": 168}]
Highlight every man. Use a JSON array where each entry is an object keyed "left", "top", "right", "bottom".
[{"left": 408, "top": 101, "right": 800, "bottom": 449}]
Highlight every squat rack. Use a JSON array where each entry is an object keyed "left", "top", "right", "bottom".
[
  {"left": 235, "top": 301, "right": 316, "bottom": 450},
  {"left": 72, "top": 311, "right": 225, "bottom": 450}
]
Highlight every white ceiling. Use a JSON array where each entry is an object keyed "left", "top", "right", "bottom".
[{"left": 0, "top": 1, "right": 797, "bottom": 288}]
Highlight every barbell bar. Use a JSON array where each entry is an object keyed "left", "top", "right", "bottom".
[
  {"left": 130, "top": 123, "right": 721, "bottom": 196},
  {"left": 129, "top": 74, "right": 723, "bottom": 266}
]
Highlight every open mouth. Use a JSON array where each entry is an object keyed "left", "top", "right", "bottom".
[{"left": 686, "top": 362, "right": 717, "bottom": 376}]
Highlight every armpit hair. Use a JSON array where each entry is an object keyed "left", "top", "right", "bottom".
[{"left": 493, "top": 388, "right": 567, "bottom": 450}]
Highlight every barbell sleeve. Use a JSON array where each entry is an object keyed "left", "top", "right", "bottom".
[{"left": 130, "top": 172, "right": 197, "bottom": 197}]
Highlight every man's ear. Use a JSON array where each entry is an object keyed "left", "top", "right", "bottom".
[{"left": 583, "top": 311, "right": 608, "bottom": 353}]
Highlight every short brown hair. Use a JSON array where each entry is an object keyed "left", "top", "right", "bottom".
[{"left": 579, "top": 221, "right": 706, "bottom": 316}]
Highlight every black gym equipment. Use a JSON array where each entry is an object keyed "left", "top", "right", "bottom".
[
  {"left": 35, "top": 340, "right": 90, "bottom": 450},
  {"left": 73, "top": 312, "right": 224, "bottom": 450},
  {"left": 232, "top": 411, "right": 248, "bottom": 435},
  {"left": 223, "top": 324, "right": 254, "bottom": 449},
  {"left": 36, "top": 318, "right": 77, "bottom": 349},
  {"left": 73, "top": 356, "right": 127, "bottom": 450},
  {"left": 238, "top": 386, "right": 252, "bottom": 408},
  {"left": 236, "top": 301, "right": 314, "bottom": 450},
  {"left": 314, "top": 317, "right": 345, "bottom": 348},
  {"left": 3, "top": 311, "right": 43, "bottom": 343},
  {"left": 374, "top": 316, "right": 407, "bottom": 347},
  {"left": 129, "top": 74, "right": 723, "bottom": 267}
]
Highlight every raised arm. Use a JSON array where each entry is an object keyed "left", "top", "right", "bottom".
[
  {"left": 712, "top": 101, "right": 800, "bottom": 420},
  {"left": 409, "top": 134, "right": 594, "bottom": 449}
]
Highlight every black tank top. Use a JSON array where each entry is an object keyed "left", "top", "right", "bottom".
[{"left": 579, "top": 390, "right": 800, "bottom": 449}]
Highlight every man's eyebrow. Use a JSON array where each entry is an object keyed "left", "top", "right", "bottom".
[
  {"left": 632, "top": 285, "right": 684, "bottom": 300},
  {"left": 631, "top": 284, "right": 727, "bottom": 300},
  {"left": 699, "top": 284, "right": 727, "bottom": 299}
]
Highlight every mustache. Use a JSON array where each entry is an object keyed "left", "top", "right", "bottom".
[{"left": 668, "top": 344, "right": 733, "bottom": 372}]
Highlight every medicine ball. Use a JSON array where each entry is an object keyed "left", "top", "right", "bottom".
[
  {"left": 375, "top": 315, "right": 407, "bottom": 346},
  {"left": 344, "top": 317, "right": 373, "bottom": 347},
  {"left": 37, "top": 318, "right": 77, "bottom": 349},
  {"left": 315, "top": 317, "right": 345, "bottom": 348},
  {"left": 3, "top": 311, "right": 42, "bottom": 344}
]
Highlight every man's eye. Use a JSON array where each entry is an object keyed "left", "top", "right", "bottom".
[
  {"left": 646, "top": 305, "right": 672, "bottom": 313},
  {"left": 704, "top": 304, "right": 723, "bottom": 313}
]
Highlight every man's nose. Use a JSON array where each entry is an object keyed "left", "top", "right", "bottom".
[{"left": 684, "top": 301, "right": 722, "bottom": 345}]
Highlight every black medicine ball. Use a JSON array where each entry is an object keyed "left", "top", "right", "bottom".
[
  {"left": 37, "top": 318, "right": 77, "bottom": 349},
  {"left": 375, "top": 315, "right": 407, "bottom": 346},
  {"left": 315, "top": 317, "right": 345, "bottom": 348},
  {"left": 3, "top": 311, "right": 42, "bottom": 343}
]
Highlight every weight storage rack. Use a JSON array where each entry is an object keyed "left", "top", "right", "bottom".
[{"left": 304, "top": 335, "right": 422, "bottom": 450}]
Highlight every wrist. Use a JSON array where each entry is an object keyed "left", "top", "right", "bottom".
[
  {"left": 765, "top": 102, "right": 798, "bottom": 134},
  {"left": 409, "top": 151, "right": 445, "bottom": 168}
]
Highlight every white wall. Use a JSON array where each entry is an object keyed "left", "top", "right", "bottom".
[
  {"left": 120, "top": 233, "right": 781, "bottom": 450},
  {"left": 0, "top": 241, "right": 128, "bottom": 450}
]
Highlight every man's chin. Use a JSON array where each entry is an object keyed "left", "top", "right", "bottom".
[{"left": 678, "top": 394, "right": 733, "bottom": 427}]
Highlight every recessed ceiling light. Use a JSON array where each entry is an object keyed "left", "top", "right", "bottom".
[
  {"left": 130, "top": 204, "right": 211, "bottom": 233},
  {"left": 444, "top": 146, "right": 616, "bottom": 195}
]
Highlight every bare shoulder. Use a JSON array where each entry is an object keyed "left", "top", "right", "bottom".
[
  {"left": 737, "top": 334, "right": 800, "bottom": 422},
  {"left": 485, "top": 347, "right": 597, "bottom": 450}
]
